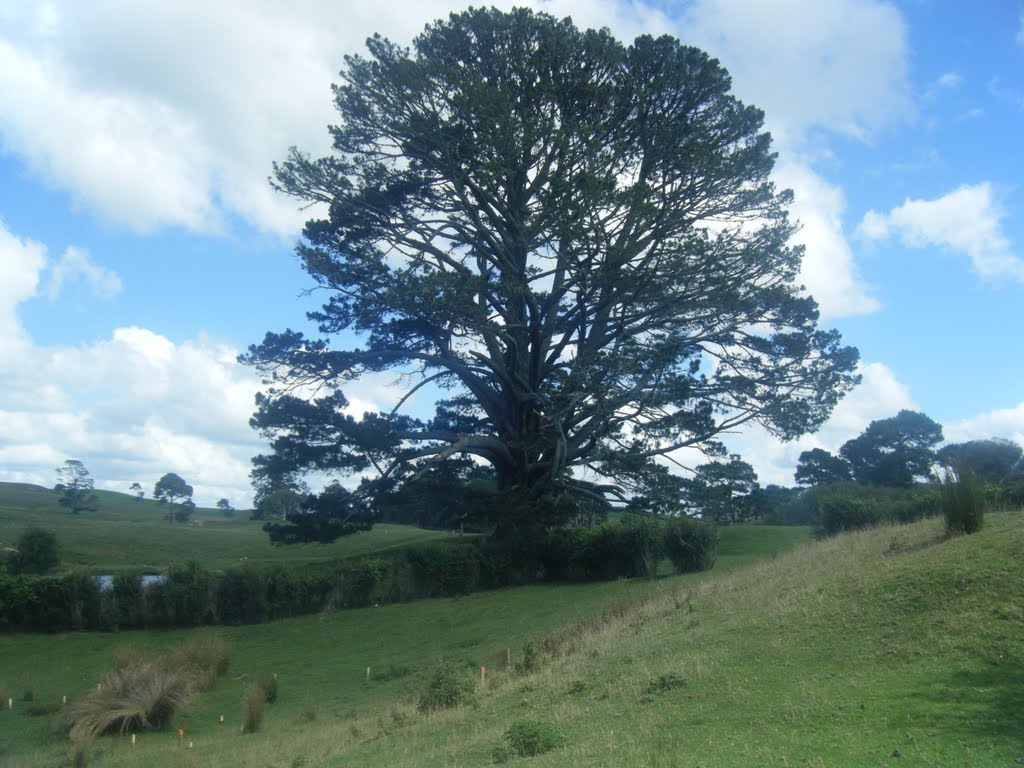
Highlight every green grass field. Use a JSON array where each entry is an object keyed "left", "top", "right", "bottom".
[
  {"left": 1, "top": 507, "right": 1020, "bottom": 767},
  {"left": 0, "top": 482, "right": 458, "bottom": 571}
]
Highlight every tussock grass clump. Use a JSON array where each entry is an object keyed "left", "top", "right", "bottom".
[
  {"left": 258, "top": 672, "right": 279, "bottom": 703},
  {"left": 241, "top": 685, "right": 266, "bottom": 733},
  {"left": 941, "top": 462, "right": 985, "bottom": 536},
  {"left": 66, "top": 634, "right": 233, "bottom": 741},
  {"left": 70, "top": 734, "right": 93, "bottom": 767},
  {"left": 66, "top": 659, "right": 195, "bottom": 741}
]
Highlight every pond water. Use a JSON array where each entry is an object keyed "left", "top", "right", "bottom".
[{"left": 94, "top": 574, "right": 166, "bottom": 591}]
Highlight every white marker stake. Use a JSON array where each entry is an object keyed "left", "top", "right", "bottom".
[{"left": 480, "top": 666, "right": 486, "bottom": 687}]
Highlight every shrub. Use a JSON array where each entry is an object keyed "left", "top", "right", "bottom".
[
  {"left": 515, "top": 640, "right": 540, "bottom": 676},
  {"left": 259, "top": 673, "right": 278, "bottom": 704},
  {"left": 8, "top": 528, "right": 59, "bottom": 575},
  {"left": 662, "top": 517, "right": 718, "bottom": 573},
  {"left": 501, "top": 718, "right": 566, "bottom": 758},
  {"left": 941, "top": 462, "right": 985, "bottom": 536},
  {"left": 417, "top": 661, "right": 473, "bottom": 713},
  {"left": 169, "top": 633, "right": 232, "bottom": 691},
  {"left": 241, "top": 685, "right": 265, "bottom": 734}
]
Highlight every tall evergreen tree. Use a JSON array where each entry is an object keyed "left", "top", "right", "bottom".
[{"left": 243, "top": 8, "right": 859, "bottom": 538}]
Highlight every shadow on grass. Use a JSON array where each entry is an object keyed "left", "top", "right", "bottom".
[{"left": 923, "top": 660, "right": 1024, "bottom": 754}]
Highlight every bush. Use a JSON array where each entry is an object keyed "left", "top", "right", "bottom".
[
  {"left": 8, "top": 528, "right": 59, "bottom": 575},
  {"left": 942, "top": 463, "right": 985, "bottom": 536},
  {"left": 501, "top": 719, "right": 566, "bottom": 758},
  {"left": 662, "top": 517, "right": 718, "bottom": 573},
  {"left": 258, "top": 673, "right": 278, "bottom": 704},
  {"left": 417, "top": 661, "right": 473, "bottom": 713}
]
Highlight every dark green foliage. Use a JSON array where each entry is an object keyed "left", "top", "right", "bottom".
[
  {"left": 936, "top": 438, "right": 1022, "bottom": 484},
  {"left": 8, "top": 527, "right": 59, "bottom": 574},
  {"left": 682, "top": 457, "right": 759, "bottom": 523},
  {"left": 259, "top": 673, "right": 278, "bottom": 704},
  {"left": 243, "top": 6, "right": 859, "bottom": 539},
  {"left": 54, "top": 460, "right": 99, "bottom": 515},
  {"left": 417, "top": 661, "right": 473, "bottom": 713},
  {"left": 541, "top": 515, "right": 666, "bottom": 581},
  {"left": 515, "top": 640, "right": 539, "bottom": 676},
  {"left": 662, "top": 517, "right": 719, "bottom": 573},
  {"left": 807, "top": 483, "right": 941, "bottom": 537},
  {"left": 839, "top": 411, "right": 943, "bottom": 487},
  {"left": 501, "top": 719, "right": 567, "bottom": 758},
  {"left": 941, "top": 463, "right": 985, "bottom": 536},
  {"left": 794, "top": 448, "right": 851, "bottom": 486},
  {"left": 153, "top": 473, "right": 193, "bottom": 524}
]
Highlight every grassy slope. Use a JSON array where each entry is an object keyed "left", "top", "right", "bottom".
[
  {"left": 0, "top": 482, "right": 457, "bottom": 570},
  {"left": 1, "top": 516, "right": 1019, "bottom": 766}
]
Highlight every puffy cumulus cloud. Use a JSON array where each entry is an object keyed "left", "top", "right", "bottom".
[
  {"left": 45, "top": 246, "right": 123, "bottom": 301},
  {"left": 677, "top": 0, "right": 912, "bottom": 143},
  {"left": 722, "top": 362, "right": 916, "bottom": 486},
  {"left": 859, "top": 182, "right": 1024, "bottom": 282},
  {"left": 0, "top": 222, "right": 268, "bottom": 507},
  {"left": 772, "top": 160, "right": 879, "bottom": 319},
  {"left": 0, "top": 0, "right": 667, "bottom": 237},
  {"left": 943, "top": 402, "right": 1024, "bottom": 449},
  {"left": 0, "top": 219, "right": 46, "bottom": 357}
]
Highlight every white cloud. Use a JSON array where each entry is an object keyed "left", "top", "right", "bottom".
[
  {"left": 773, "top": 160, "right": 880, "bottom": 318},
  {"left": 934, "top": 71, "right": 962, "bottom": 89},
  {"left": 0, "top": 221, "right": 268, "bottom": 508},
  {"left": 45, "top": 246, "right": 122, "bottom": 301},
  {"left": 1017, "top": 10, "right": 1024, "bottom": 45},
  {"left": 678, "top": 0, "right": 912, "bottom": 143},
  {"left": 858, "top": 182, "right": 1024, "bottom": 282},
  {"left": 943, "top": 402, "right": 1024, "bottom": 448}
]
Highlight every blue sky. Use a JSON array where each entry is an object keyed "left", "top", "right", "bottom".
[{"left": 1, "top": 0, "right": 1022, "bottom": 508}]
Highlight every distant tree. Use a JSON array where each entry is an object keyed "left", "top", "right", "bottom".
[
  {"left": 216, "top": 498, "right": 236, "bottom": 517},
  {"left": 54, "top": 460, "right": 100, "bottom": 514},
  {"left": 839, "top": 410, "right": 944, "bottom": 487},
  {"left": 153, "top": 473, "right": 194, "bottom": 524},
  {"left": 129, "top": 482, "right": 145, "bottom": 501},
  {"left": 936, "top": 438, "right": 1022, "bottom": 484},
  {"left": 684, "top": 456, "right": 758, "bottom": 524},
  {"left": 257, "top": 488, "right": 305, "bottom": 521},
  {"left": 794, "top": 448, "right": 852, "bottom": 486},
  {"left": 8, "top": 527, "right": 60, "bottom": 574},
  {"left": 175, "top": 498, "right": 196, "bottom": 523},
  {"left": 747, "top": 483, "right": 801, "bottom": 522}
]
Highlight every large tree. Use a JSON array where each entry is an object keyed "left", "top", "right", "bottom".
[
  {"left": 683, "top": 456, "right": 759, "bottom": 524},
  {"left": 54, "top": 459, "right": 100, "bottom": 514},
  {"left": 243, "top": 8, "right": 859, "bottom": 537},
  {"left": 839, "top": 410, "right": 943, "bottom": 487}
]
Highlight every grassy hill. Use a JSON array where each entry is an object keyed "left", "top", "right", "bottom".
[
  {"left": 0, "top": 482, "right": 459, "bottom": 570},
  {"left": 0, "top": 510, "right": 1020, "bottom": 766}
]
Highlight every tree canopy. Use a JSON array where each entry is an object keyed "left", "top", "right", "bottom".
[
  {"left": 839, "top": 410, "right": 943, "bottom": 487},
  {"left": 936, "top": 438, "right": 1022, "bottom": 484},
  {"left": 243, "top": 7, "right": 859, "bottom": 538},
  {"left": 153, "top": 473, "right": 194, "bottom": 523},
  {"left": 794, "top": 447, "right": 852, "bottom": 486},
  {"left": 54, "top": 460, "right": 99, "bottom": 514}
]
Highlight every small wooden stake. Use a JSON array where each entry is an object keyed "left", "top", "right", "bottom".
[
  {"left": 62, "top": 695, "right": 67, "bottom": 705},
  {"left": 219, "top": 714, "right": 224, "bottom": 723},
  {"left": 131, "top": 733, "right": 136, "bottom": 750},
  {"left": 480, "top": 666, "right": 486, "bottom": 687},
  {"left": 366, "top": 666, "right": 371, "bottom": 683},
  {"left": 7, "top": 698, "right": 12, "bottom": 710}
]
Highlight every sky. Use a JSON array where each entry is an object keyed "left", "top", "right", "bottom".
[{"left": 0, "top": 0, "right": 1022, "bottom": 509}]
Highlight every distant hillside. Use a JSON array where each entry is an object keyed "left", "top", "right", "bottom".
[{"left": 0, "top": 481, "right": 458, "bottom": 571}]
